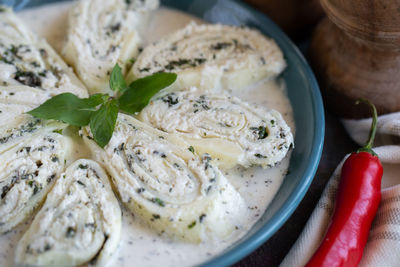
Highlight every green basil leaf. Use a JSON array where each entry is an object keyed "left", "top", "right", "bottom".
[
  {"left": 109, "top": 64, "right": 126, "bottom": 92},
  {"left": 86, "top": 93, "right": 109, "bottom": 106},
  {"left": 89, "top": 99, "right": 119, "bottom": 148},
  {"left": 118, "top": 72, "right": 177, "bottom": 114},
  {"left": 27, "top": 93, "right": 106, "bottom": 126}
]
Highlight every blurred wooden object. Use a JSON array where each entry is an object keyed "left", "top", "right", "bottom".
[
  {"left": 309, "top": 0, "right": 400, "bottom": 118},
  {"left": 245, "top": 0, "right": 324, "bottom": 39}
]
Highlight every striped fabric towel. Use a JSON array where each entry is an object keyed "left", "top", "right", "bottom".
[{"left": 281, "top": 112, "right": 400, "bottom": 267}]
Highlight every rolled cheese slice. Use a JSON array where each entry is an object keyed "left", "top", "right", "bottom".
[
  {"left": 83, "top": 114, "right": 247, "bottom": 243},
  {"left": 139, "top": 91, "right": 294, "bottom": 169},
  {"left": 0, "top": 7, "right": 87, "bottom": 98},
  {"left": 128, "top": 22, "right": 286, "bottom": 92},
  {"left": 0, "top": 85, "right": 59, "bottom": 127},
  {"left": 0, "top": 102, "right": 34, "bottom": 128},
  {"left": 15, "top": 159, "right": 121, "bottom": 267},
  {"left": 62, "top": 0, "right": 159, "bottom": 94},
  {"left": 0, "top": 117, "right": 73, "bottom": 234}
]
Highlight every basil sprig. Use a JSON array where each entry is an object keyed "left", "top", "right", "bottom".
[{"left": 28, "top": 64, "right": 177, "bottom": 148}]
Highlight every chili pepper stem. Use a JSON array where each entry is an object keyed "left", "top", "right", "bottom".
[{"left": 356, "top": 99, "right": 378, "bottom": 156}]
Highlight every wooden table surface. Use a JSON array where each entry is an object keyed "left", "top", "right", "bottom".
[{"left": 233, "top": 51, "right": 359, "bottom": 266}]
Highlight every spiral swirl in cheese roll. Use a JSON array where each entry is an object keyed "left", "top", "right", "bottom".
[
  {"left": 0, "top": 7, "right": 87, "bottom": 97},
  {"left": 128, "top": 22, "right": 285, "bottom": 92},
  {"left": 62, "top": 0, "right": 159, "bottom": 94},
  {"left": 15, "top": 159, "right": 121, "bottom": 267},
  {"left": 139, "top": 91, "right": 293, "bottom": 169},
  {"left": 83, "top": 114, "right": 247, "bottom": 243},
  {"left": 0, "top": 117, "right": 73, "bottom": 234}
]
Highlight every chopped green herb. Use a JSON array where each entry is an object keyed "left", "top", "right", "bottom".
[
  {"left": 66, "top": 227, "right": 76, "bottom": 238},
  {"left": 1, "top": 185, "right": 10, "bottom": 199},
  {"left": 188, "top": 146, "right": 195, "bottom": 153},
  {"left": 188, "top": 221, "right": 196, "bottom": 229},
  {"left": 164, "top": 58, "right": 206, "bottom": 71},
  {"left": 78, "top": 164, "right": 88, "bottom": 169},
  {"left": 139, "top": 67, "right": 150, "bottom": 72},
  {"left": 254, "top": 153, "right": 267, "bottom": 159},
  {"left": 161, "top": 93, "right": 179, "bottom": 107},
  {"left": 14, "top": 70, "right": 42, "bottom": 87},
  {"left": 137, "top": 188, "right": 145, "bottom": 194},
  {"left": 85, "top": 223, "right": 96, "bottom": 229},
  {"left": 199, "top": 214, "right": 207, "bottom": 223},
  {"left": 173, "top": 163, "right": 180, "bottom": 169},
  {"left": 109, "top": 23, "right": 121, "bottom": 33},
  {"left": 52, "top": 129, "right": 63, "bottom": 134},
  {"left": 152, "top": 197, "right": 165, "bottom": 207},
  {"left": 44, "top": 244, "right": 52, "bottom": 252},
  {"left": 33, "top": 184, "right": 39, "bottom": 195},
  {"left": 250, "top": 126, "right": 268, "bottom": 140},
  {"left": 211, "top": 42, "right": 232, "bottom": 50}
]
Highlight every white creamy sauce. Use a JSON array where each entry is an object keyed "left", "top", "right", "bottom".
[{"left": 0, "top": 2, "right": 295, "bottom": 266}]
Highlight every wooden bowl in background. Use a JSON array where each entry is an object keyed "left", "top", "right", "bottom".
[{"left": 309, "top": 0, "right": 400, "bottom": 118}]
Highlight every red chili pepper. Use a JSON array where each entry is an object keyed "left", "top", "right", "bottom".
[{"left": 305, "top": 100, "right": 383, "bottom": 267}]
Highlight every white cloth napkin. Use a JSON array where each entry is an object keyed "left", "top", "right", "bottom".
[{"left": 281, "top": 112, "right": 400, "bottom": 267}]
